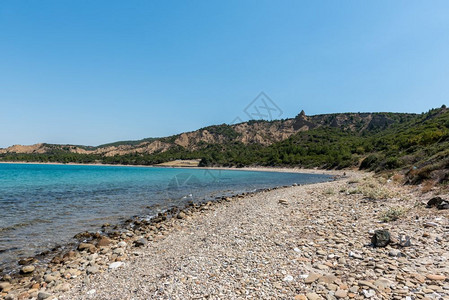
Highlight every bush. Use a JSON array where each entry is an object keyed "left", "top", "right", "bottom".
[
  {"left": 384, "top": 157, "right": 401, "bottom": 169},
  {"left": 379, "top": 207, "right": 405, "bottom": 222}
]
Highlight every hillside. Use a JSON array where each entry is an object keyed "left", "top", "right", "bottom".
[
  {"left": 0, "top": 111, "right": 413, "bottom": 157},
  {"left": 1, "top": 106, "right": 448, "bottom": 184}
]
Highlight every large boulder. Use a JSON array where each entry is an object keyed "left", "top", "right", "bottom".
[
  {"left": 426, "top": 197, "right": 449, "bottom": 209},
  {"left": 371, "top": 230, "right": 390, "bottom": 247}
]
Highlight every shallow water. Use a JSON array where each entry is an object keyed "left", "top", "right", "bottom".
[{"left": 0, "top": 163, "right": 331, "bottom": 271}]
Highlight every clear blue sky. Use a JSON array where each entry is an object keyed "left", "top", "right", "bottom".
[{"left": 1, "top": 1, "right": 449, "bottom": 147}]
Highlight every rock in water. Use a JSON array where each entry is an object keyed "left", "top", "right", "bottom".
[{"left": 371, "top": 230, "right": 390, "bottom": 247}]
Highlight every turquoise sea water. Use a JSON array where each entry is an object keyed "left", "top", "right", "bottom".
[{"left": 0, "top": 163, "right": 331, "bottom": 272}]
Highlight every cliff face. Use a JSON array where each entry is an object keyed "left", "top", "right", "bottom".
[{"left": 0, "top": 111, "right": 413, "bottom": 156}]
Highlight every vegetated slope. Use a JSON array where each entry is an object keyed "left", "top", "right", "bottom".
[
  {"left": 264, "top": 106, "right": 449, "bottom": 184},
  {"left": 360, "top": 106, "right": 449, "bottom": 184},
  {"left": 0, "top": 110, "right": 413, "bottom": 157},
  {"left": 1, "top": 107, "right": 448, "bottom": 183}
]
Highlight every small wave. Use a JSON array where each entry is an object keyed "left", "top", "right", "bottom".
[
  {"left": 0, "top": 218, "right": 51, "bottom": 232},
  {"left": 0, "top": 246, "right": 19, "bottom": 254}
]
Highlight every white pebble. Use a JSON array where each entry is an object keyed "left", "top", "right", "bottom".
[
  {"left": 86, "top": 289, "right": 96, "bottom": 295},
  {"left": 109, "top": 262, "right": 124, "bottom": 269},
  {"left": 363, "top": 289, "right": 376, "bottom": 298}
]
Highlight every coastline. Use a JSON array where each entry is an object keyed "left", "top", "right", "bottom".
[
  {"left": 0, "top": 166, "right": 337, "bottom": 299},
  {"left": 0, "top": 160, "right": 348, "bottom": 176},
  {"left": 2, "top": 170, "right": 448, "bottom": 299}
]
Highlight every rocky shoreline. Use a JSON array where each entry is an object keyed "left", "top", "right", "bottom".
[
  {"left": 0, "top": 170, "right": 334, "bottom": 300},
  {"left": 1, "top": 170, "right": 448, "bottom": 299}
]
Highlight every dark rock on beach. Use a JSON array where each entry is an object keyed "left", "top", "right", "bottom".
[
  {"left": 371, "top": 229, "right": 390, "bottom": 247},
  {"left": 426, "top": 196, "right": 449, "bottom": 209}
]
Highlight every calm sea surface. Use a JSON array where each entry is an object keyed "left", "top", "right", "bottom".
[{"left": 0, "top": 163, "right": 331, "bottom": 271}]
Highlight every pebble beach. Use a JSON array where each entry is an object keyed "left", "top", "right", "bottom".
[{"left": 1, "top": 170, "right": 449, "bottom": 300}]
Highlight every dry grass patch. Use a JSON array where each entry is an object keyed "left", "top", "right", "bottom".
[
  {"left": 379, "top": 207, "right": 406, "bottom": 222},
  {"left": 347, "top": 177, "right": 399, "bottom": 200}
]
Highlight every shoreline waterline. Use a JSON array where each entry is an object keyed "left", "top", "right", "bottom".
[
  {"left": 0, "top": 164, "right": 336, "bottom": 277},
  {"left": 0, "top": 161, "right": 347, "bottom": 175}
]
